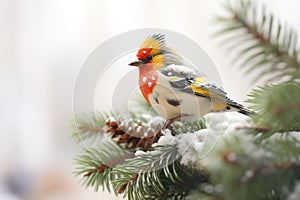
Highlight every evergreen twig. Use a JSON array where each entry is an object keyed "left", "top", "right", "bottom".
[
  {"left": 74, "top": 140, "right": 134, "bottom": 192},
  {"left": 215, "top": 0, "right": 300, "bottom": 83},
  {"left": 112, "top": 145, "right": 210, "bottom": 200},
  {"left": 207, "top": 133, "right": 300, "bottom": 200},
  {"left": 71, "top": 112, "right": 115, "bottom": 142},
  {"left": 247, "top": 83, "right": 300, "bottom": 132}
]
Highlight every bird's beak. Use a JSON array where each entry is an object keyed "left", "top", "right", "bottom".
[{"left": 129, "top": 60, "right": 144, "bottom": 67}]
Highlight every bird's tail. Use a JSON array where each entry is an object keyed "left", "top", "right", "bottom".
[
  {"left": 237, "top": 107, "right": 255, "bottom": 116},
  {"left": 226, "top": 97, "right": 255, "bottom": 116}
]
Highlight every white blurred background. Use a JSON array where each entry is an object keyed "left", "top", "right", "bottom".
[{"left": 1, "top": 0, "right": 299, "bottom": 199}]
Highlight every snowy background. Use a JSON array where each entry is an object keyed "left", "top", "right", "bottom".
[{"left": 1, "top": 0, "right": 300, "bottom": 199}]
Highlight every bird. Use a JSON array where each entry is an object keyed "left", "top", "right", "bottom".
[{"left": 129, "top": 34, "right": 251, "bottom": 128}]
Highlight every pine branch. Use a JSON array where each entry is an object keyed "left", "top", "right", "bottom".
[
  {"left": 72, "top": 111, "right": 211, "bottom": 198},
  {"left": 238, "top": 161, "right": 298, "bottom": 185},
  {"left": 246, "top": 83, "right": 300, "bottom": 132},
  {"left": 112, "top": 145, "right": 210, "bottom": 200},
  {"left": 235, "top": 125, "right": 269, "bottom": 133},
  {"left": 74, "top": 139, "right": 134, "bottom": 192},
  {"left": 73, "top": 112, "right": 209, "bottom": 198},
  {"left": 215, "top": 0, "right": 300, "bottom": 83},
  {"left": 169, "top": 118, "right": 206, "bottom": 135},
  {"left": 205, "top": 132, "right": 300, "bottom": 200},
  {"left": 71, "top": 112, "right": 115, "bottom": 143},
  {"left": 83, "top": 164, "right": 109, "bottom": 177}
]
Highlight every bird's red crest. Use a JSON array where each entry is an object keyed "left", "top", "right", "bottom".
[{"left": 137, "top": 47, "right": 152, "bottom": 61}]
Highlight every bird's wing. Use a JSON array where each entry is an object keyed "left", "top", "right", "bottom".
[
  {"left": 169, "top": 78, "right": 226, "bottom": 99},
  {"left": 165, "top": 73, "right": 250, "bottom": 114}
]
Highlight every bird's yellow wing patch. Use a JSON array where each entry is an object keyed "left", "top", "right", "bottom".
[
  {"left": 187, "top": 77, "right": 211, "bottom": 97},
  {"left": 187, "top": 77, "right": 228, "bottom": 111},
  {"left": 190, "top": 85, "right": 228, "bottom": 111},
  {"left": 189, "top": 86, "right": 226, "bottom": 100},
  {"left": 168, "top": 77, "right": 180, "bottom": 81}
]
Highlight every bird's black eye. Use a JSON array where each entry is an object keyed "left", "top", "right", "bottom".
[{"left": 142, "top": 55, "right": 153, "bottom": 63}]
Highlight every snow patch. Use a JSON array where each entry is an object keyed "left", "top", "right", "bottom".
[
  {"left": 106, "top": 116, "right": 116, "bottom": 122},
  {"left": 177, "top": 130, "right": 209, "bottom": 167},
  {"left": 135, "top": 150, "right": 146, "bottom": 156},
  {"left": 154, "top": 129, "right": 176, "bottom": 146},
  {"left": 152, "top": 112, "right": 253, "bottom": 169},
  {"left": 136, "top": 126, "right": 142, "bottom": 133},
  {"left": 166, "top": 64, "right": 195, "bottom": 76}
]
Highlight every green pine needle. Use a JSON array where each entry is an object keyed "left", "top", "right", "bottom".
[
  {"left": 71, "top": 112, "right": 116, "bottom": 143},
  {"left": 169, "top": 118, "right": 206, "bottom": 136},
  {"left": 215, "top": 0, "right": 300, "bottom": 83},
  {"left": 74, "top": 139, "right": 134, "bottom": 192},
  {"left": 205, "top": 132, "right": 300, "bottom": 200},
  {"left": 112, "top": 145, "right": 209, "bottom": 200},
  {"left": 247, "top": 82, "right": 300, "bottom": 132}
]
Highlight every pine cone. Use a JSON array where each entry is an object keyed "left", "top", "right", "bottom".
[{"left": 105, "top": 117, "right": 163, "bottom": 150}]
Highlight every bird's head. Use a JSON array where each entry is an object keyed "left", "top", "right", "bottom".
[{"left": 129, "top": 34, "right": 173, "bottom": 70}]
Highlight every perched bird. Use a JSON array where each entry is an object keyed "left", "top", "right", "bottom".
[{"left": 129, "top": 34, "right": 251, "bottom": 128}]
